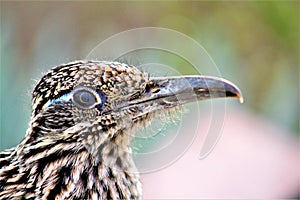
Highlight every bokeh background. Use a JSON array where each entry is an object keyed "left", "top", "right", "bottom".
[{"left": 1, "top": 1, "right": 299, "bottom": 199}]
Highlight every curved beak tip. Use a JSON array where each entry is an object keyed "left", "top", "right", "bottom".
[
  {"left": 229, "top": 84, "right": 244, "bottom": 104},
  {"left": 234, "top": 86, "right": 244, "bottom": 104},
  {"left": 238, "top": 94, "right": 244, "bottom": 104}
]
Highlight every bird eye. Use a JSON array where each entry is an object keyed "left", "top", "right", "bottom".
[{"left": 72, "top": 89, "right": 99, "bottom": 109}]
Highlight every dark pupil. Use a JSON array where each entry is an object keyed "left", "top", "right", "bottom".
[{"left": 73, "top": 90, "right": 96, "bottom": 107}]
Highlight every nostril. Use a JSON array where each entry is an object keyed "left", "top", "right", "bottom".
[
  {"left": 145, "top": 82, "right": 160, "bottom": 94},
  {"left": 150, "top": 87, "right": 160, "bottom": 93}
]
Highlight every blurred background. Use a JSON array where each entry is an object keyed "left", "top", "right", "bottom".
[{"left": 1, "top": 1, "right": 299, "bottom": 199}]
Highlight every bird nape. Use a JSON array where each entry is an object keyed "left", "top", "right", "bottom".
[{"left": 0, "top": 60, "right": 242, "bottom": 199}]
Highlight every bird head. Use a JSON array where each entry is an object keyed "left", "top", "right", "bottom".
[{"left": 28, "top": 60, "right": 242, "bottom": 165}]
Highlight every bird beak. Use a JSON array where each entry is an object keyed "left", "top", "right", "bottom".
[
  {"left": 148, "top": 75, "right": 243, "bottom": 105},
  {"left": 126, "top": 75, "right": 243, "bottom": 118}
]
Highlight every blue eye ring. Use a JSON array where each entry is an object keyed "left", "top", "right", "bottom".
[{"left": 42, "top": 86, "right": 102, "bottom": 110}]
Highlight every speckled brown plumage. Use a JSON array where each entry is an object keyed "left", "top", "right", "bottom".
[{"left": 0, "top": 60, "right": 242, "bottom": 199}]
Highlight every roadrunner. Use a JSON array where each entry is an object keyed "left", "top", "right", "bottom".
[{"left": 0, "top": 60, "right": 242, "bottom": 199}]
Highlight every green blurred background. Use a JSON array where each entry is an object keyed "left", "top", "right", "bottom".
[{"left": 0, "top": 1, "right": 298, "bottom": 150}]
